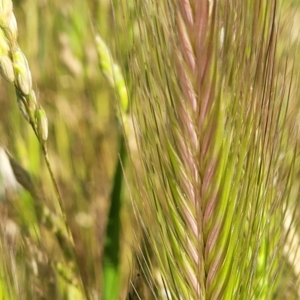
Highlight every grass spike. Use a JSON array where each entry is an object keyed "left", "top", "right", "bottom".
[{"left": 115, "top": 0, "right": 300, "bottom": 299}]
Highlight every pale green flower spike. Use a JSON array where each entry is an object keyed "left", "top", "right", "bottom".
[{"left": 95, "top": 35, "right": 129, "bottom": 115}]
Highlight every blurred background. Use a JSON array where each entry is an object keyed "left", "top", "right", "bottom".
[{"left": 0, "top": 0, "right": 137, "bottom": 299}]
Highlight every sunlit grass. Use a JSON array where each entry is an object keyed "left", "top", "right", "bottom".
[{"left": 0, "top": 0, "right": 300, "bottom": 299}]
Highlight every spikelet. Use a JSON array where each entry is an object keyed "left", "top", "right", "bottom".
[{"left": 96, "top": 35, "right": 129, "bottom": 115}]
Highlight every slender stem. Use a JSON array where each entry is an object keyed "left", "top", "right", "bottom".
[
  {"left": 41, "top": 144, "right": 67, "bottom": 225},
  {"left": 40, "top": 142, "right": 91, "bottom": 300}
]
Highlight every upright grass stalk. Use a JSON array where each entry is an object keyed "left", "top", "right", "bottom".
[{"left": 116, "top": 0, "right": 300, "bottom": 298}]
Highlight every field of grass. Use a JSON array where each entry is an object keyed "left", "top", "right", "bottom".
[{"left": 1, "top": 0, "right": 300, "bottom": 299}]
